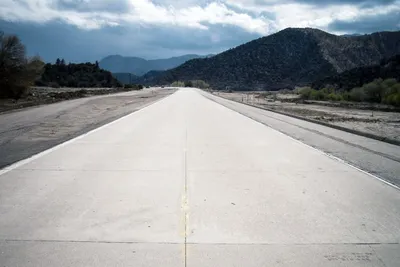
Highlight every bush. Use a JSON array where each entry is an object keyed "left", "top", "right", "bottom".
[
  {"left": 296, "top": 78, "right": 400, "bottom": 106},
  {"left": 0, "top": 32, "right": 44, "bottom": 99},
  {"left": 297, "top": 87, "right": 312, "bottom": 99},
  {"left": 309, "top": 89, "right": 326, "bottom": 100},
  {"left": 349, "top": 87, "right": 365, "bottom": 102},
  {"left": 185, "top": 81, "right": 193, "bottom": 87},
  {"left": 171, "top": 81, "right": 185, "bottom": 87},
  {"left": 382, "top": 82, "right": 400, "bottom": 106},
  {"left": 328, "top": 93, "right": 343, "bottom": 101},
  {"left": 191, "top": 80, "right": 210, "bottom": 89},
  {"left": 362, "top": 78, "right": 382, "bottom": 102}
]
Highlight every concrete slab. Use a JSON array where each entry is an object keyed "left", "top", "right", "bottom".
[
  {"left": 0, "top": 241, "right": 184, "bottom": 267},
  {"left": 0, "top": 170, "right": 184, "bottom": 242},
  {"left": 16, "top": 143, "right": 183, "bottom": 171},
  {"left": 186, "top": 244, "right": 400, "bottom": 267},
  {"left": 187, "top": 171, "right": 400, "bottom": 244}
]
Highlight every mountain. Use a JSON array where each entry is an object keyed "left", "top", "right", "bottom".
[
  {"left": 341, "top": 33, "right": 362, "bottom": 37},
  {"left": 140, "top": 28, "right": 400, "bottom": 90},
  {"left": 312, "top": 55, "right": 400, "bottom": 90},
  {"left": 99, "top": 54, "right": 213, "bottom": 76}
]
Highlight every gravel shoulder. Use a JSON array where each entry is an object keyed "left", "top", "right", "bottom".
[
  {"left": 0, "top": 87, "right": 176, "bottom": 168},
  {"left": 214, "top": 91, "right": 400, "bottom": 144}
]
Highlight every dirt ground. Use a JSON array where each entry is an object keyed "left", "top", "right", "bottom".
[
  {"left": 213, "top": 91, "right": 400, "bottom": 143},
  {"left": 0, "top": 87, "right": 144, "bottom": 113}
]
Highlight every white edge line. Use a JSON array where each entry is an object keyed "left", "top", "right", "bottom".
[
  {"left": 202, "top": 90, "right": 400, "bottom": 191},
  {"left": 0, "top": 91, "right": 176, "bottom": 176}
]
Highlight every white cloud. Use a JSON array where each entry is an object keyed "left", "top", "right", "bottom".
[
  {"left": 0, "top": 0, "right": 399, "bottom": 35},
  {"left": 0, "top": 0, "right": 272, "bottom": 33},
  {"left": 225, "top": 0, "right": 400, "bottom": 33}
]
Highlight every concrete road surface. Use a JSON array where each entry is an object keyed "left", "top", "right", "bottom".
[
  {"left": 0, "top": 88, "right": 399, "bottom": 266},
  {"left": 202, "top": 91, "right": 400, "bottom": 187}
]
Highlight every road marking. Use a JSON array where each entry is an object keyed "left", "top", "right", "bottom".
[
  {"left": 183, "top": 128, "right": 189, "bottom": 267},
  {"left": 0, "top": 92, "right": 176, "bottom": 177}
]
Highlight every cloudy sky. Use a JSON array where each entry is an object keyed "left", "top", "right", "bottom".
[{"left": 0, "top": 0, "right": 399, "bottom": 62}]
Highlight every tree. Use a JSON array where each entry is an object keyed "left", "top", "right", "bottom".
[
  {"left": 0, "top": 32, "right": 44, "bottom": 99},
  {"left": 56, "top": 58, "right": 61, "bottom": 65},
  {"left": 60, "top": 59, "right": 66, "bottom": 66},
  {"left": 35, "top": 61, "right": 121, "bottom": 88}
]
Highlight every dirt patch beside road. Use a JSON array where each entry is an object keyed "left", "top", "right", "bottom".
[
  {"left": 0, "top": 87, "right": 146, "bottom": 113},
  {"left": 213, "top": 91, "right": 400, "bottom": 144},
  {"left": 0, "top": 88, "right": 176, "bottom": 168}
]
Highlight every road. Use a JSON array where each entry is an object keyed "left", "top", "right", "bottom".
[
  {"left": 0, "top": 88, "right": 399, "bottom": 266},
  {"left": 203, "top": 91, "right": 400, "bottom": 187}
]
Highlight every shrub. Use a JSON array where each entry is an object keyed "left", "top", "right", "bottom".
[
  {"left": 362, "top": 78, "right": 382, "bottom": 102},
  {"left": 191, "top": 80, "right": 210, "bottom": 89},
  {"left": 171, "top": 81, "right": 185, "bottom": 87},
  {"left": 296, "top": 78, "right": 400, "bottom": 106},
  {"left": 342, "top": 91, "right": 351, "bottom": 101},
  {"left": 185, "top": 81, "right": 193, "bottom": 87},
  {"left": 349, "top": 87, "right": 365, "bottom": 102},
  {"left": 328, "top": 93, "right": 342, "bottom": 101},
  {"left": 297, "top": 87, "right": 312, "bottom": 99}
]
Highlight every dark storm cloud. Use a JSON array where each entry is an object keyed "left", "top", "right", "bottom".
[
  {"left": 328, "top": 10, "right": 400, "bottom": 33},
  {"left": 0, "top": 19, "right": 258, "bottom": 62},
  {"left": 56, "top": 0, "right": 130, "bottom": 13}
]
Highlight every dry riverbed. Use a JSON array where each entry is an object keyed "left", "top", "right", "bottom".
[{"left": 213, "top": 91, "right": 400, "bottom": 143}]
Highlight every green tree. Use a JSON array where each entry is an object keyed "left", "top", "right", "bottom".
[{"left": 0, "top": 32, "right": 44, "bottom": 99}]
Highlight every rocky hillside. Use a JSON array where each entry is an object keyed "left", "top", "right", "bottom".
[
  {"left": 143, "top": 28, "right": 400, "bottom": 90},
  {"left": 312, "top": 54, "right": 400, "bottom": 90},
  {"left": 100, "top": 54, "right": 213, "bottom": 76}
]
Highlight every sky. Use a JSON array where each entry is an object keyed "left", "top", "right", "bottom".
[{"left": 0, "top": 0, "right": 399, "bottom": 62}]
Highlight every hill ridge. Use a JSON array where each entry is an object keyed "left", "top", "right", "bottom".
[{"left": 138, "top": 28, "right": 400, "bottom": 90}]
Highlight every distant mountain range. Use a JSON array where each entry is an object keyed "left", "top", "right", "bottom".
[
  {"left": 136, "top": 28, "right": 400, "bottom": 90},
  {"left": 99, "top": 54, "right": 213, "bottom": 76}
]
